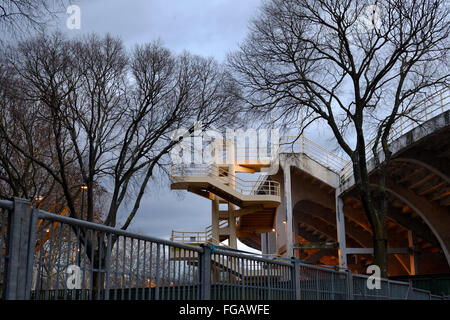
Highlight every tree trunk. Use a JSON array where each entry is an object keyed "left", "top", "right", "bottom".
[
  {"left": 372, "top": 216, "right": 388, "bottom": 278},
  {"left": 352, "top": 152, "right": 389, "bottom": 278}
]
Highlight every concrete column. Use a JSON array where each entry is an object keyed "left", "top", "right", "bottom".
[
  {"left": 335, "top": 192, "right": 348, "bottom": 269},
  {"left": 227, "top": 162, "right": 237, "bottom": 249},
  {"left": 211, "top": 196, "right": 220, "bottom": 245},
  {"left": 261, "top": 233, "right": 267, "bottom": 254},
  {"left": 283, "top": 162, "right": 294, "bottom": 257},
  {"left": 228, "top": 203, "right": 237, "bottom": 248}
]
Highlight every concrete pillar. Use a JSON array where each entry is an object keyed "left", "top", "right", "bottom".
[
  {"left": 211, "top": 196, "right": 220, "bottom": 245},
  {"left": 228, "top": 203, "right": 237, "bottom": 248},
  {"left": 283, "top": 162, "right": 294, "bottom": 257},
  {"left": 335, "top": 192, "right": 348, "bottom": 269},
  {"left": 261, "top": 233, "right": 267, "bottom": 254},
  {"left": 227, "top": 162, "right": 237, "bottom": 249}
]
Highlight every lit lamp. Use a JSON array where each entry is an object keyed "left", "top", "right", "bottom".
[
  {"left": 80, "top": 185, "right": 88, "bottom": 220},
  {"left": 32, "top": 196, "right": 44, "bottom": 209}
]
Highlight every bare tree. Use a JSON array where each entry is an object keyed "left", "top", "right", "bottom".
[
  {"left": 0, "top": 32, "right": 239, "bottom": 290},
  {"left": 229, "top": 0, "right": 449, "bottom": 276},
  {"left": 0, "top": 61, "right": 88, "bottom": 207},
  {"left": 0, "top": 0, "right": 66, "bottom": 39}
]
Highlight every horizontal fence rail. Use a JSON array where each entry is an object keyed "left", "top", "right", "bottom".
[{"left": 0, "top": 198, "right": 448, "bottom": 300}]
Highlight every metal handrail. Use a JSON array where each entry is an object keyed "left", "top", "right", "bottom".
[
  {"left": 341, "top": 86, "right": 450, "bottom": 180},
  {"left": 279, "top": 135, "right": 348, "bottom": 172},
  {"left": 0, "top": 200, "right": 13, "bottom": 210},
  {"left": 171, "top": 164, "right": 281, "bottom": 197},
  {"left": 171, "top": 220, "right": 228, "bottom": 243},
  {"left": 171, "top": 87, "right": 449, "bottom": 192}
]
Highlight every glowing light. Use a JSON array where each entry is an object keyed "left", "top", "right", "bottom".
[
  {"left": 34, "top": 196, "right": 44, "bottom": 201},
  {"left": 81, "top": 185, "right": 88, "bottom": 190},
  {"left": 272, "top": 228, "right": 276, "bottom": 232}
]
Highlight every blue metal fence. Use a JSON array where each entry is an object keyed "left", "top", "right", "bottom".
[{"left": 0, "top": 198, "right": 448, "bottom": 300}]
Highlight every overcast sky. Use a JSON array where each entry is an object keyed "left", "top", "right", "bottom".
[{"left": 60, "top": 0, "right": 262, "bottom": 62}]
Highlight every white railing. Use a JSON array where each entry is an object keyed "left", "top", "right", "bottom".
[
  {"left": 279, "top": 135, "right": 349, "bottom": 173},
  {"left": 341, "top": 86, "right": 450, "bottom": 180},
  {"left": 171, "top": 220, "right": 228, "bottom": 244},
  {"left": 171, "top": 87, "right": 449, "bottom": 190},
  {"left": 205, "top": 220, "right": 228, "bottom": 241},
  {"left": 170, "top": 230, "right": 209, "bottom": 243},
  {"left": 171, "top": 164, "right": 281, "bottom": 197}
]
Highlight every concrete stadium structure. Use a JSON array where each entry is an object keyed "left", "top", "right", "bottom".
[{"left": 171, "top": 87, "right": 450, "bottom": 277}]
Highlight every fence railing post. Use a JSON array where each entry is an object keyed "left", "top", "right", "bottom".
[
  {"left": 387, "top": 280, "right": 391, "bottom": 299},
  {"left": 199, "top": 244, "right": 211, "bottom": 300},
  {"left": 346, "top": 270, "right": 353, "bottom": 300},
  {"left": 292, "top": 261, "right": 301, "bottom": 300},
  {"left": 406, "top": 281, "right": 412, "bottom": 300},
  {"left": 104, "top": 233, "right": 112, "bottom": 300},
  {"left": 4, "top": 198, "right": 35, "bottom": 300}
]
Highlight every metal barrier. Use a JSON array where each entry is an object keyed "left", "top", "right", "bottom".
[
  {"left": 297, "top": 264, "right": 349, "bottom": 300},
  {"left": 31, "top": 209, "right": 203, "bottom": 300},
  {"left": 0, "top": 198, "right": 448, "bottom": 300},
  {"left": 352, "top": 274, "right": 411, "bottom": 300},
  {"left": 210, "top": 248, "right": 295, "bottom": 300}
]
